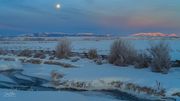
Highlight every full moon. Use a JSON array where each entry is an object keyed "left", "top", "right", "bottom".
[{"left": 56, "top": 4, "right": 61, "bottom": 9}]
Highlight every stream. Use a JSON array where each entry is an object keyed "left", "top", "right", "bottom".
[{"left": 0, "top": 68, "right": 169, "bottom": 101}]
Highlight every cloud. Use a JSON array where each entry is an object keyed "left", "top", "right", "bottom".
[
  {"left": 0, "top": 0, "right": 180, "bottom": 35},
  {"left": 0, "top": 0, "right": 53, "bottom": 16},
  {"left": 0, "top": 23, "right": 26, "bottom": 32}
]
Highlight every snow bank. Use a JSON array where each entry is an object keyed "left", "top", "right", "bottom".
[
  {"left": 0, "top": 60, "right": 22, "bottom": 71},
  {"left": 0, "top": 75, "right": 15, "bottom": 83}
]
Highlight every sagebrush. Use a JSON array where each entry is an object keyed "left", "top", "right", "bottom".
[
  {"left": 134, "top": 51, "right": 150, "bottom": 68},
  {"left": 108, "top": 39, "right": 137, "bottom": 66},
  {"left": 87, "top": 48, "right": 98, "bottom": 59},
  {"left": 56, "top": 38, "right": 72, "bottom": 58},
  {"left": 148, "top": 41, "right": 171, "bottom": 73}
]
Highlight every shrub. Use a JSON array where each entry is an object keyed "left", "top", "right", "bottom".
[
  {"left": 0, "top": 49, "right": 8, "bottom": 55},
  {"left": 172, "top": 60, "right": 180, "bottom": 67},
  {"left": 44, "top": 61, "right": 75, "bottom": 68},
  {"left": 49, "top": 56, "right": 55, "bottom": 60},
  {"left": 71, "top": 57, "right": 80, "bottom": 62},
  {"left": 51, "top": 70, "right": 64, "bottom": 86},
  {"left": 34, "top": 51, "right": 46, "bottom": 59},
  {"left": 148, "top": 41, "right": 171, "bottom": 74},
  {"left": 87, "top": 48, "right": 98, "bottom": 59},
  {"left": 94, "top": 58, "right": 103, "bottom": 65},
  {"left": 172, "top": 92, "right": 180, "bottom": 97},
  {"left": 108, "top": 39, "right": 137, "bottom": 66},
  {"left": 3, "top": 57, "right": 15, "bottom": 61},
  {"left": 134, "top": 51, "right": 150, "bottom": 68},
  {"left": 26, "top": 59, "right": 42, "bottom": 64},
  {"left": 154, "top": 81, "right": 166, "bottom": 96},
  {"left": 56, "top": 38, "right": 72, "bottom": 58},
  {"left": 18, "top": 49, "right": 32, "bottom": 57}
]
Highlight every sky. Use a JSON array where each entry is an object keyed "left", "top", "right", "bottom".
[{"left": 0, "top": 0, "right": 180, "bottom": 35}]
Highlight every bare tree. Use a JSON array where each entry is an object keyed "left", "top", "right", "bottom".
[
  {"left": 56, "top": 38, "right": 72, "bottom": 58},
  {"left": 108, "top": 39, "right": 137, "bottom": 66},
  {"left": 148, "top": 41, "right": 171, "bottom": 74}
]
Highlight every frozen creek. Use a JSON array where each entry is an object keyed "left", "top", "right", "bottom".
[{"left": 0, "top": 62, "right": 177, "bottom": 101}]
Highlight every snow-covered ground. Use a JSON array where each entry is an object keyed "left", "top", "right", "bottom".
[
  {"left": 0, "top": 60, "right": 22, "bottom": 71},
  {"left": 0, "top": 89, "right": 123, "bottom": 101},
  {"left": 0, "top": 37, "right": 180, "bottom": 60},
  {"left": 0, "top": 58, "right": 179, "bottom": 100},
  {"left": 0, "top": 37, "right": 180, "bottom": 101},
  {"left": 21, "top": 58, "right": 180, "bottom": 97}
]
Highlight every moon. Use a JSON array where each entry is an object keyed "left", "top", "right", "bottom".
[{"left": 56, "top": 3, "right": 61, "bottom": 9}]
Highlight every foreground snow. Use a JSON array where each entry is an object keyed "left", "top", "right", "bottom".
[
  {"left": 0, "top": 57, "right": 179, "bottom": 99},
  {"left": 15, "top": 58, "right": 180, "bottom": 98},
  {"left": 0, "top": 60, "right": 22, "bottom": 71},
  {"left": 0, "top": 89, "right": 122, "bottom": 101}
]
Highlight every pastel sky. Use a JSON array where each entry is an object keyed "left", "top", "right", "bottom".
[{"left": 0, "top": 0, "right": 180, "bottom": 35}]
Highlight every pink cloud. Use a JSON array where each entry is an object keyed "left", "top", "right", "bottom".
[{"left": 96, "top": 14, "right": 179, "bottom": 30}]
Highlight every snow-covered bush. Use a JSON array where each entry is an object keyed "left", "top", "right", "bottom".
[
  {"left": 26, "top": 59, "right": 42, "bottom": 64},
  {"left": 44, "top": 61, "right": 75, "bottom": 68},
  {"left": 134, "top": 51, "right": 150, "bottom": 68},
  {"left": 154, "top": 81, "right": 166, "bottom": 96},
  {"left": 148, "top": 41, "right": 171, "bottom": 74},
  {"left": 87, "top": 48, "right": 98, "bottom": 59},
  {"left": 172, "top": 60, "right": 180, "bottom": 67},
  {"left": 34, "top": 51, "right": 46, "bottom": 59},
  {"left": 71, "top": 57, "right": 80, "bottom": 62},
  {"left": 94, "top": 57, "right": 103, "bottom": 65},
  {"left": 51, "top": 70, "right": 64, "bottom": 86},
  {"left": 56, "top": 38, "right": 72, "bottom": 58},
  {"left": 108, "top": 39, "right": 137, "bottom": 66},
  {"left": 0, "top": 49, "right": 8, "bottom": 55},
  {"left": 18, "top": 49, "right": 32, "bottom": 57}
]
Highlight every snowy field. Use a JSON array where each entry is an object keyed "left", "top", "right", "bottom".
[
  {"left": 0, "top": 37, "right": 180, "bottom": 101},
  {"left": 0, "top": 37, "right": 180, "bottom": 59}
]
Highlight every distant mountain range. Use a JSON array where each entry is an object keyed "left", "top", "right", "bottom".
[
  {"left": 131, "top": 32, "right": 178, "bottom": 37},
  {"left": 19, "top": 32, "right": 111, "bottom": 37},
  {"left": 19, "top": 32, "right": 179, "bottom": 38},
  {"left": 0, "top": 32, "right": 179, "bottom": 38}
]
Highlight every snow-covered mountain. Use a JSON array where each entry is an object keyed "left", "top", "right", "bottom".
[
  {"left": 19, "top": 32, "right": 109, "bottom": 37},
  {"left": 131, "top": 32, "right": 178, "bottom": 37}
]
